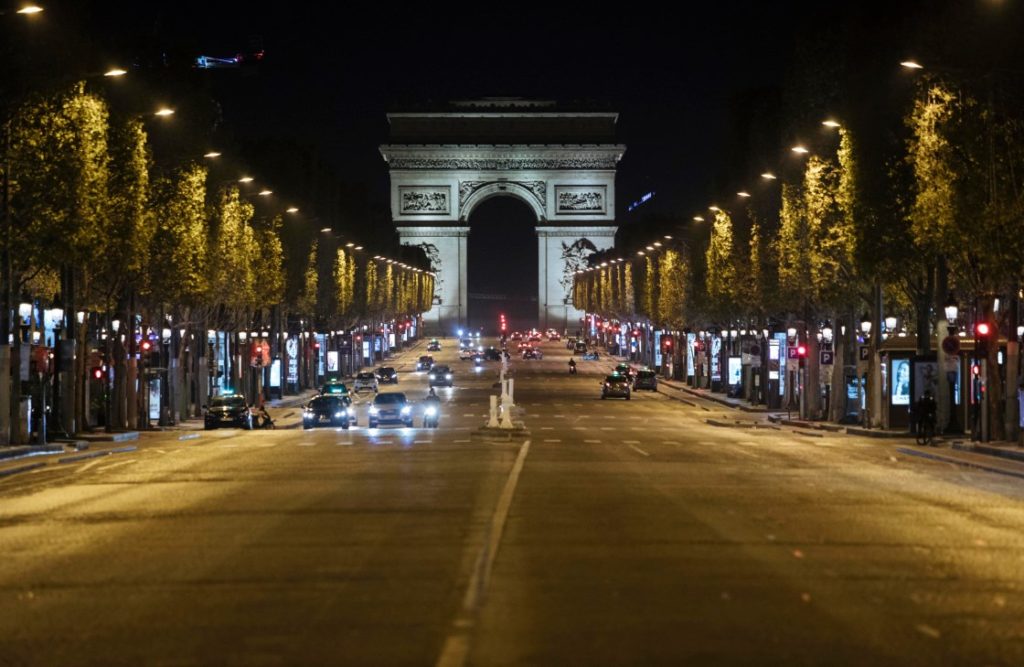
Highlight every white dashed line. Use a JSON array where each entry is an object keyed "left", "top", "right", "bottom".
[
  {"left": 544, "top": 438, "right": 561, "bottom": 443},
  {"left": 628, "top": 445, "right": 651, "bottom": 457},
  {"left": 298, "top": 442, "right": 317, "bottom": 447},
  {"left": 601, "top": 426, "right": 614, "bottom": 431},
  {"left": 623, "top": 440, "right": 641, "bottom": 444},
  {"left": 584, "top": 439, "right": 601, "bottom": 443},
  {"left": 454, "top": 439, "right": 471, "bottom": 443},
  {"left": 540, "top": 427, "right": 554, "bottom": 431}
]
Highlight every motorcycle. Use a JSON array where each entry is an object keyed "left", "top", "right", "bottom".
[
  {"left": 568, "top": 361, "right": 577, "bottom": 375},
  {"left": 422, "top": 398, "right": 441, "bottom": 428},
  {"left": 582, "top": 351, "right": 600, "bottom": 361},
  {"left": 255, "top": 407, "right": 276, "bottom": 430}
]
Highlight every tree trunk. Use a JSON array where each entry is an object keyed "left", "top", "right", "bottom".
[{"left": 805, "top": 320, "right": 821, "bottom": 419}]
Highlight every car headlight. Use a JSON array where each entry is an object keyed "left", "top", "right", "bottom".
[
  {"left": 369, "top": 406, "right": 379, "bottom": 415},
  {"left": 401, "top": 406, "right": 411, "bottom": 415},
  {"left": 424, "top": 406, "right": 437, "bottom": 416},
  {"left": 445, "top": 374, "right": 452, "bottom": 379},
  {"left": 429, "top": 374, "right": 436, "bottom": 380},
  {"left": 334, "top": 411, "right": 345, "bottom": 418}
]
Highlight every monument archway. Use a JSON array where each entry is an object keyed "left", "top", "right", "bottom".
[
  {"left": 380, "top": 98, "right": 625, "bottom": 334},
  {"left": 466, "top": 196, "right": 538, "bottom": 330}
]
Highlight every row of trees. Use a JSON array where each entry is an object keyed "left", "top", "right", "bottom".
[
  {"left": 3, "top": 82, "right": 433, "bottom": 440},
  {"left": 575, "top": 74, "right": 1024, "bottom": 441}
]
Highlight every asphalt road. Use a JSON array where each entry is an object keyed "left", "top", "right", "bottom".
[{"left": 1, "top": 337, "right": 1024, "bottom": 665}]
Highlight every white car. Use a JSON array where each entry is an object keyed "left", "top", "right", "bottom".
[
  {"left": 458, "top": 348, "right": 476, "bottom": 360},
  {"left": 353, "top": 372, "right": 379, "bottom": 393}
]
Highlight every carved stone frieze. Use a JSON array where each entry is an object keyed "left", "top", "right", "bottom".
[{"left": 391, "top": 157, "right": 618, "bottom": 170}]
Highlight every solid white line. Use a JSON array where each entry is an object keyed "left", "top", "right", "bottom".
[
  {"left": 628, "top": 445, "right": 650, "bottom": 457},
  {"left": 436, "top": 439, "right": 531, "bottom": 667}
]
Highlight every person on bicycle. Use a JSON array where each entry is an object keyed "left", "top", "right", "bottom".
[{"left": 915, "top": 390, "right": 937, "bottom": 442}]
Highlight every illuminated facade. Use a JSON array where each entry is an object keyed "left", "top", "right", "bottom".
[{"left": 380, "top": 99, "right": 624, "bottom": 333}]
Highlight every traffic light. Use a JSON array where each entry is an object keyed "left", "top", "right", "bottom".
[
  {"left": 140, "top": 339, "right": 153, "bottom": 355},
  {"left": 91, "top": 366, "right": 104, "bottom": 381},
  {"left": 661, "top": 334, "right": 674, "bottom": 355},
  {"left": 976, "top": 321, "right": 991, "bottom": 357},
  {"left": 796, "top": 343, "right": 808, "bottom": 366}
]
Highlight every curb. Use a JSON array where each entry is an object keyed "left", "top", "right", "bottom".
[
  {"left": 951, "top": 441, "right": 1024, "bottom": 465},
  {"left": 661, "top": 380, "right": 769, "bottom": 413},
  {"left": 0, "top": 444, "right": 65, "bottom": 461},
  {"left": 74, "top": 431, "right": 140, "bottom": 442},
  {"left": 0, "top": 462, "right": 47, "bottom": 478},
  {"left": 897, "top": 446, "right": 1024, "bottom": 481},
  {"left": 57, "top": 445, "right": 138, "bottom": 464}
]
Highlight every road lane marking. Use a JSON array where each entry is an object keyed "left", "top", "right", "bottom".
[
  {"left": 298, "top": 442, "right": 317, "bottom": 447},
  {"left": 628, "top": 445, "right": 650, "bottom": 457},
  {"left": 544, "top": 439, "right": 561, "bottom": 443},
  {"left": 601, "top": 426, "right": 614, "bottom": 431},
  {"left": 454, "top": 439, "right": 470, "bottom": 443},
  {"left": 554, "top": 414, "right": 565, "bottom": 418},
  {"left": 436, "top": 439, "right": 531, "bottom": 667},
  {"left": 96, "top": 459, "right": 136, "bottom": 473},
  {"left": 623, "top": 440, "right": 641, "bottom": 444},
  {"left": 584, "top": 439, "right": 601, "bottom": 443},
  {"left": 572, "top": 426, "right": 587, "bottom": 430},
  {"left": 540, "top": 427, "right": 554, "bottom": 430},
  {"left": 463, "top": 413, "right": 476, "bottom": 417},
  {"left": 75, "top": 458, "right": 107, "bottom": 474}
]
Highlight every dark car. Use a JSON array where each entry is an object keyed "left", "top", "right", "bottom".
[
  {"left": 483, "top": 347, "right": 503, "bottom": 361},
  {"left": 303, "top": 395, "right": 353, "bottom": 430},
  {"left": 574, "top": 341, "right": 588, "bottom": 353},
  {"left": 522, "top": 348, "right": 543, "bottom": 360},
  {"left": 320, "top": 381, "right": 350, "bottom": 397},
  {"left": 615, "top": 363, "right": 636, "bottom": 382},
  {"left": 416, "top": 355, "right": 435, "bottom": 371},
  {"left": 375, "top": 366, "right": 398, "bottom": 384},
  {"left": 633, "top": 370, "right": 658, "bottom": 391},
  {"left": 426, "top": 340, "right": 441, "bottom": 352},
  {"left": 368, "top": 392, "right": 414, "bottom": 428},
  {"left": 204, "top": 394, "right": 253, "bottom": 430},
  {"left": 429, "top": 364, "right": 454, "bottom": 387},
  {"left": 602, "top": 374, "right": 631, "bottom": 400}
]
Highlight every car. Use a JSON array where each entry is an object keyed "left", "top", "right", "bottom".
[
  {"left": 574, "top": 341, "right": 588, "bottom": 353},
  {"left": 602, "top": 374, "right": 631, "bottom": 400},
  {"left": 459, "top": 337, "right": 475, "bottom": 351},
  {"left": 416, "top": 355, "right": 435, "bottom": 371},
  {"left": 429, "top": 364, "right": 454, "bottom": 387},
  {"left": 528, "top": 333, "right": 542, "bottom": 342},
  {"left": 547, "top": 332, "right": 561, "bottom": 341},
  {"left": 368, "top": 392, "right": 414, "bottom": 428},
  {"left": 483, "top": 347, "right": 503, "bottom": 361},
  {"left": 615, "top": 363, "right": 636, "bottom": 381},
  {"left": 375, "top": 366, "right": 398, "bottom": 384},
  {"left": 522, "top": 348, "right": 543, "bottom": 360},
  {"left": 633, "top": 369, "right": 658, "bottom": 391},
  {"left": 303, "top": 395, "right": 353, "bottom": 429},
  {"left": 426, "top": 340, "right": 441, "bottom": 352},
  {"left": 354, "top": 371, "right": 379, "bottom": 393},
  {"left": 320, "top": 381, "right": 350, "bottom": 397},
  {"left": 510, "top": 331, "right": 523, "bottom": 341},
  {"left": 204, "top": 394, "right": 253, "bottom": 430}
]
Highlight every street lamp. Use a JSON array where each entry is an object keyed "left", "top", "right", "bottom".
[
  {"left": 860, "top": 314, "right": 872, "bottom": 335},
  {"left": 884, "top": 315, "right": 897, "bottom": 334},
  {"left": 944, "top": 296, "right": 959, "bottom": 323}
]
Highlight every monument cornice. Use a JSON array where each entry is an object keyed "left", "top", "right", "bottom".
[{"left": 380, "top": 144, "right": 625, "bottom": 170}]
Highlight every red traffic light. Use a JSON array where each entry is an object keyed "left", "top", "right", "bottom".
[
  {"left": 92, "top": 367, "right": 104, "bottom": 380},
  {"left": 797, "top": 344, "right": 808, "bottom": 357},
  {"left": 976, "top": 322, "right": 991, "bottom": 336},
  {"left": 140, "top": 340, "right": 152, "bottom": 352}
]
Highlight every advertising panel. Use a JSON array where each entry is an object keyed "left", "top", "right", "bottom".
[
  {"left": 687, "top": 333, "right": 696, "bottom": 377},
  {"left": 728, "top": 356, "right": 742, "bottom": 386},
  {"left": 891, "top": 358, "right": 910, "bottom": 406}
]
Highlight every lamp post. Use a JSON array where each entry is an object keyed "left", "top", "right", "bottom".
[
  {"left": 860, "top": 313, "right": 872, "bottom": 426},
  {"left": 944, "top": 297, "right": 960, "bottom": 433}
]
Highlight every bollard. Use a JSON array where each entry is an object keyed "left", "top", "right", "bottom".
[
  {"left": 500, "top": 394, "right": 514, "bottom": 429},
  {"left": 507, "top": 378, "right": 515, "bottom": 408},
  {"left": 487, "top": 395, "right": 500, "bottom": 428}
]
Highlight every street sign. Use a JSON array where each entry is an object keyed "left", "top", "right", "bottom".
[
  {"left": 859, "top": 346, "right": 870, "bottom": 362},
  {"left": 820, "top": 349, "right": 834, "bottom": 365},
  {"left": 787, "top": 346, "right": 799, "bottom": 360},
  {"left": 941, "top": 335, "right": 961, "bottom": 356}
]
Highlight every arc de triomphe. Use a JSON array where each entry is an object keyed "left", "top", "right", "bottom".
[{"left": 380, "top": 99, "right": 625, "bottom": 334}]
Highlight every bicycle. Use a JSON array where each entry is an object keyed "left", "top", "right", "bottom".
[{"left": 915, "top": 417, "right": 935, "bottom": 446}]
